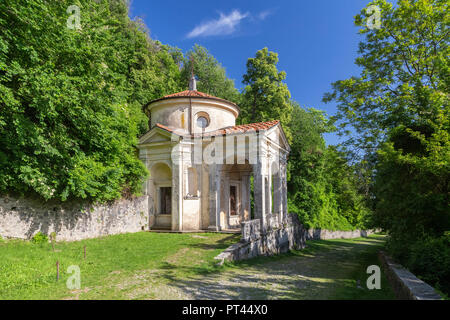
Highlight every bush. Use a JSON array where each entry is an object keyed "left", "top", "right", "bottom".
[
  {"left": 0, "top": 0, "right": 184, "bottom": 202},
  {"left": 407, "top": 234, "right": 450, "bottom": 296},
  {"left": 31, "top": 232, "right": 48, "bottom": 245}
]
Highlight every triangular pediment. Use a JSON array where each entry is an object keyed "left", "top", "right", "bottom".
[
  {"left": 139, "top": 127, "right": 177, "bottom": 145},
  {"left": 265, "top": 123, "right": 290, "bottom": 152}
]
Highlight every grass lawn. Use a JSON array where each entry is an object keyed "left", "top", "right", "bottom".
[
  {"left": 0, "top": 232, "right": 240, "bottom": 299},
  {"left": 0, "top": 232, "right": 395, "bottom": 300}
]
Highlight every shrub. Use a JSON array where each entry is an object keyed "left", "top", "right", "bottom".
[
  {"left": 0, "top": 0, "right": 184, "bottom": 202},
  {"left": 31, "top": 232, "right": 48, "bottom": 245},
  {"left": 407, "top": 233, "right": 450, "bottom": 296}
]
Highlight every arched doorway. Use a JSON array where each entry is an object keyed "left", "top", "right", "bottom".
[{"left": 149, "top": 162, "right": 172, "bottom": 230}]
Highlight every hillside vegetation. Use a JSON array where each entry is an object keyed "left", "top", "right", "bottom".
[
  {"left": 1, "top": 0, "right": 448, "bottom": 295},
  {"left": 0, "top": 0, "right": 368, "bottom": 230}
]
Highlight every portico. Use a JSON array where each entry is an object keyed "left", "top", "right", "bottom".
[{"left": 138, "top": 75, "right": 290, "bottom": 232}]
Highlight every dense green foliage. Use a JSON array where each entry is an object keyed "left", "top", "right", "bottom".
[
  {"left": 181, "top": 44, "right": 240, "bottom": 103},
  {"left": 239, "top": 48, "right": 293, "bottom": 141},
  {"left": 408, "top": 233, "right": 450, "bottom": 295},
  {"left": 236, "top": 49, "right": 368, "bottom": 230},
  {"left": 31, "top": 232, "right": 48, "bottom": 245},
  {"left": 0, "top": 0, "right": 184, "bottom": 201},
  {"left": 0, "top": 0, "right": 401, "bottom": 298},
  {"left": 1, "top": 0, "right": 447, "bottom": 298},
  {"left": 1, "top": 0, "right": 366, "bottom": 236},
  {"left": 287, "top": 104, "right": 369, "bottom": 230},
  {"left": 324, "top": 0, "right": 449, "bottom": 294},
  {"left": 0, "top": 1, "right": 368, "bottom": 234}
]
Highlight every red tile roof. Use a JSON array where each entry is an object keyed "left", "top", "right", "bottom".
[
  {"left": 155, "top": 120, "right": 280, "bottom": 137},
  {"left": 203, "top": 120, "right": 280, "bottom": 137},
  {"left": 163, "top": 90, "right": 216, "bottom": 99},
  {"left": 154, "top": 123, "right": 175, "bottom": 133},
  {"left": 146, "top": 90, "right": 239, "bottom": 110}
]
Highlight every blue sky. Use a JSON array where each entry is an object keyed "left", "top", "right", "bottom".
[{"left": 128, "top": 0, "right": 376, "bottom": 145}]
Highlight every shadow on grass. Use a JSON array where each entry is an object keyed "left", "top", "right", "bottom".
[
  {"left": 186, "top": 233, "right": 241, "bottom": 251},
  {"left": 149, "top": 235, "right": 395, "bottom": 300}
]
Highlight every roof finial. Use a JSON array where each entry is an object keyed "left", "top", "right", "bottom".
[{"left": 189, "top": 55, "right": 197, "bottom": 91}]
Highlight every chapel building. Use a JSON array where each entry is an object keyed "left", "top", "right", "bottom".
[{"left": 138, "top": 75, "right": 290, "bottom": 231}]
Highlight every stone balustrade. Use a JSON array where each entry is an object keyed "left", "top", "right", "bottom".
[{"left": 216, "top": 213, "right": 379, "bottom": 262}]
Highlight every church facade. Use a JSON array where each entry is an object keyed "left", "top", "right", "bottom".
[{"left": 138, "top": 76, "right": 290, "bottom": 232}]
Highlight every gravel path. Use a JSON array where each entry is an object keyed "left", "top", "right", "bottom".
[{"left": 124, "top": 236, "right": 390, "bottom": 300}]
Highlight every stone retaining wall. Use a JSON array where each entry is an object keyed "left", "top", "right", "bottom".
[
  {"left": 215, "top": 214, "right": 306, "bottom": 262},
  {"left": 0, "top": 195, "right": 149, "bottom": 241},
  {"left": 306, "top": 228, "right": 377, "bottom": 240},
  {"left": 215, "top": 213, "right": 377, "bottom": 262},
  {"left": 378, "top": 251, "right": 442, "bottom": 300}
]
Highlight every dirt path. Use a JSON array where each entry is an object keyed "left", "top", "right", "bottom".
[{"left": 119, "top": 235, "right": 394, "bottom": 300}]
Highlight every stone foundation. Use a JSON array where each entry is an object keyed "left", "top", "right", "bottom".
[
  {"left": 215, "top": 213, "right": 378, "bottom": 262},
  {"left": 0, "top": 195, "right": 149, "bottom": 241}
]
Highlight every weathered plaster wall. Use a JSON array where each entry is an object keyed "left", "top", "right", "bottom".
[
  {"left": 191, "top": 102, "right": 237, "bottom": 134},
  {"left": 148, "top": 99, "right": 238, "bottom": 133},
  {"left": 0, "top": 195, "right": 149, "bottom": 241},
  {"left": 182, "top": 198, "right": 200, "bottom": 230}
]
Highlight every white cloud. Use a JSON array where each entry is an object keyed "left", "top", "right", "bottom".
[
  {"left": 186, "top": 10, "right": 249, "bottom": 39},
  {"left": 257, "top": 9, "right": 273, "bottom": 21}
]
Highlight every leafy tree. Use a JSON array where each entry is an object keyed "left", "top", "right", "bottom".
[
  {"left": 287, "top": 103, "right": 368, "bottom": 230},
  {"left": 324, "top": 0, "right": 448, "bottom": 158},
  {"left": 0, "top": 0, "right": 182, "bottom": 201},
  {"left": 323, "top": 0, "right": 449, "bottom": 293},
  {"left": 240, "top": 48, "right": 293, "bottom": 140},
  {"left": 323, "top": 146, "right": 371, "bottom": 229},
  {"left": 287, "top": 104, "right": 329, "bottom": 228},
  {"left": 181, "top": 44, "right": 240, "bottom": 103}
]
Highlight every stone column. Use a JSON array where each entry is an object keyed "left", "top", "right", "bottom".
[
  {"left": 272, "top": 159, "right": 282, "bottom": 217},
  {"left": 223, "top": 174, "right": 230, "bottom": 230},
  {"left": 171, "top": 146, "right": 183, "bottom": 231},
  {"left": 208, "top": 164, "right": 222, "bottom": 231},
  {"left": 253, "top": 135, "right": 268, "bottom": 231},
  {"left": 253, "top": 164, "right": 264, "bottom": 222},
  {"left": 139, "top": 148, "right": 154, "bottom": 230},
  {"left": 266, "top": 170, "right": 271, "bottom": 216},
  {"left": 280, "top": 155, "right": 288, "bottom": 222},
  {"left": 241, "top": 173, "right": 251, "bottom": 221}
]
